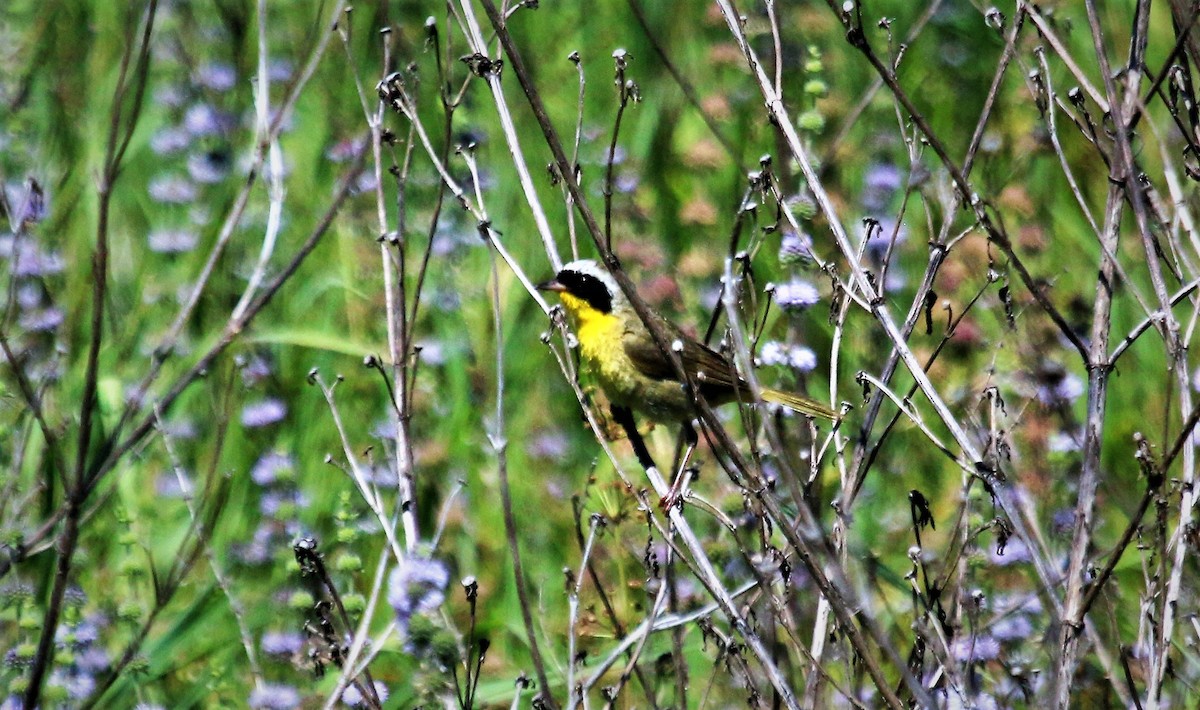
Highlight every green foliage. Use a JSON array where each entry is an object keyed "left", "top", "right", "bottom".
[{"left": 0, "top": 0, "right": 1195, "bottom": 707}]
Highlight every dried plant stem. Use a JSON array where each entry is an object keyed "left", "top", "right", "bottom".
[
  {"left": 483, "top": 241, "right": 558, "bottom": 708},
  {"left": 452, "top": 0, "right": 562, "bottom": 272}
]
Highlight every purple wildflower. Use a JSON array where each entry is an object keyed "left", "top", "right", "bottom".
[
  {"left": 147, "top": 229, "right": 198, "bottom": 254},
  {"left": 187, "top": 151, "right": 231, "bottom": 184},
  {"left": 952, "top": 635, "right": 1001, "bottom": 663},
  {"left": 248, "top": 683, "right": 301, "bottom": 710},
  {"left": 778, "top": 230, "right": 814, "bottom": 267},
  {"left": 772, "top": 279, "right": 821, "bottom": 311},
  {"left": 341, "top": 682, "right": 389, "bottom": 707},
  {"left": 9, "top": 242, "right": 65, "bottom": 277},
  {"left": 260, "top": 630, "right": 304, "bottom": 656},
  {"left": 326, "top": 137, "right": 366, "bottom": 163},
  {"left": 251, "top": 451, "right": 295, "bottom": 487},
  {"left": 195, "top": 62, "right": 237, "bottom": 92},
  {"left": 862, "top": 162, "right": 902, "bottom": 211},
  {"left": 241, "top": 398, "right": 287, "bottom": 427},
  {"left": 17, "top": 307, "right": 63, "bottom": 333},
  {"left": 184, "top": 103, "right": 234, "bottom": 137},
  {"left": 150, "top": 127, "right": 190, "bottom": 155},
  {"left": 388, "top": 556, "right": 449, "bottom": 625},
  {"left": 148, "top": 176, "right": 197, "bottom": 205}
]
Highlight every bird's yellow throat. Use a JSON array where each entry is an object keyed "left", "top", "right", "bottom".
[{"left": 558, "top": 292, "right": 625, "bottom": 366}]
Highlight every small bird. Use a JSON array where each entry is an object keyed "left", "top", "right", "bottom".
[{"left": 537, "top": 259, "right": 837, "bottom": 458}]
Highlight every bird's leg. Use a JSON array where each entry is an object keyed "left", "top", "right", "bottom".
[
  {"left": 660, "top": 422, "right": 698, "bottom": 509},
  {"left": 611, "top": 405, "right": 657, "bottom": 472}
]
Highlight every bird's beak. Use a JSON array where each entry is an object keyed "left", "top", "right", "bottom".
[{"left": 536, "top": 278, "right": 566, "bottom": 293}]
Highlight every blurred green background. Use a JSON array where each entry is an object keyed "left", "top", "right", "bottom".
[{"left": 0, "top": 0, "right": 1191, "bottom": 706}]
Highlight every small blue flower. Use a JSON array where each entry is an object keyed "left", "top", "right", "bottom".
[
  {"left": 148, "top": 175, "right": 198, "bottom": 205},
  {"left": 341, "top": 681, "right": 389, "bottom": 707},
  {"left": 17, "top": 306, "right": 63, "bottom": 333},
  {"left": 195, "top": 62, "right": 237, "bottom": 92},
  {"left": 248, "top": 683, "right": 301, "bottom": 709},
  {"left": 187, "top": 151, "right": 231, "bottom": 184},
  {"left": 789, "top": 345, "right": 817, "bottom": 373},
  {"left": 8, "top": 241, "right": 65, "bottom": 277},
  {"left": 251, "top": 452, "right": 295, "bottom": 487},
  {"left": 771, "top": 280, "right": 821, "bottom": 311},
  {"left": 951, "top": 635, "right": 1000, "bottom": 663},
  {"left": 862, "top": 162, "right": 902, "bottom": 211},
  {"left": 150, "top": 127, "right": 190, "bottom": 155},
  {"left": 147, "top": 229, "right": 198, "bottom": 254},
  {"left": 184, "top": 103, "right": 234, "bottom": 137},
  {"left": 260, "top": 630, "right": 304, "bottom": 656},
  {"left": 388, "top": 556, "right": 450, "bottom": 624},
  {"left": 241, "top": 398, "right": 287, "bottom": 428},
  {"left": 1035, "top": 372, "right": 1084, "bottom": 405},
  {"left": 758, "top": 341, "right": 791, "bottom": 367},
  {"left": 778, "top": 230, "right": 814, "bottom": 267}
]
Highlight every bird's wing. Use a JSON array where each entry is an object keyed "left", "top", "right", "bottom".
[{"left": 622, "top": 311, "right": 742, "bottom": 389}]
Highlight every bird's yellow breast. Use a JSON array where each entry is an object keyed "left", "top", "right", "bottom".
[{"left": 559, "top": 293, "right": 640, "bottom": 402}]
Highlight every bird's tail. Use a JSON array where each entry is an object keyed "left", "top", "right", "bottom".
[{"left": 760, "top": 388, "right": 840, "bottom": 420}]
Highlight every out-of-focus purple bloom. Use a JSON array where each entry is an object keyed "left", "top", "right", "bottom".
[
  {"left": 789, "top": 345, "right": 817, "bottom": 373},
  {"left": 1035, "top": 372, "right": 1084, "bottom": 405},
  {"left": 160, "top": 417, "right": 197, "bottom": 440},
  {"left": 862, "top": 162, "right": 902, "bottom": 211},
  {"left": 148, "top": 229, "right": 198, "bottom": 254},
  {"left": 388, "top": 556, "right": 449, "bottom": 625},
  {"left": 367, "top": 464, "right": 399, "bottom": 487},
  {"left": 248, "top": 683, "right": 301, "bottom": 710},
  {"left": 527, "top": 429, "right": 569, "bottom": 459},
  {"left": 341, "top": 682, "right": 389, "bottom": 708},
  {"left": 8, "top": 179, "right": 47, "bottom": 225},
  {"left": 187, "top": 150, "right": 231, "bottom": 184},
  {"left": 259, "top": 490, "right": 307, "bottom": 517},
  {"left": 240, "top": 355, "right": 274, "bottom": 387},
  {"left": 268, "top": 59, "right": 294, "bottom": 83},
  {"left": 17, "top": 306, "right": 63, "bottom": 333},
  {"left": 7, "top": 240, "right": 65, "bottom": 277},
  {"left": 991, "top": 613, "right": 1034, "bottom": 641},
  {"left": 15, "top": 284, "right": 41, "bottom": 310},
  {"left": 952, "top": 635, "right": 1000, "bottom": 663},
  {"left": 184, "top": 103, "right": 234, "bottom": 137},
  {"left": 326, "top": 137, "right": 365, "bottom": 163},
  {"left": 1048, "top": 431, "right": 1082, "bottom": 452},
  {"left": 233, "top": 523, "right": 277, "bottom": 565},
  {"left": 772, "top": 279, "right": 821, "bottom": 311},
  {"left": 242, "top": 398, "right": 287, "bottom": 427},
  {"left": 988, "top": 537, "right": 1031, "bottom": 566},
  {"left": 148, "top": 175, "right": 198, "bottom": 205},
  {"left": 150, "top": 127, "right": 190, "bottom": 155},
  {"left": 260, "top": 630, "right": 304, "bottom": 656},
  {"left": 1052, "top": 508, "right": 1075, "bottom": 536},
  {"left": 49, "top": 668, "right": 96, "bottom": 700},
  {"left": 862, "top": 217, "right": 908, "bottom": 255},
  {"left": 153, "top": 84, "right": 188, "bottom": 108},
  {"left": 155, "top": 472, "right": 191, "bottom": 499},
  {"left": 615, "top": 173, "right": 639, "bottom": 194},
  {"left": 778, "top": 230, "right": 814, "bottom": 267},
  {"left": 251, "top": 451, "right": 294, "bottom": 487},
  {"left": 353, "top": 172, "right": 379, "bottom": 195},
  {"left": 195, "top": 62, "right": 237, "bottom": 92},
  {"left": 267, "top": 108, "right": 295, "bottom": 134},
  {"left": 758, "top": 341, "right": 790, "bottom": 367}
]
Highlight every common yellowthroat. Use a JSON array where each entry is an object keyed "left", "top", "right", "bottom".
[{"left": 537, "top": 259, "right": 838, "bottom": 425}]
